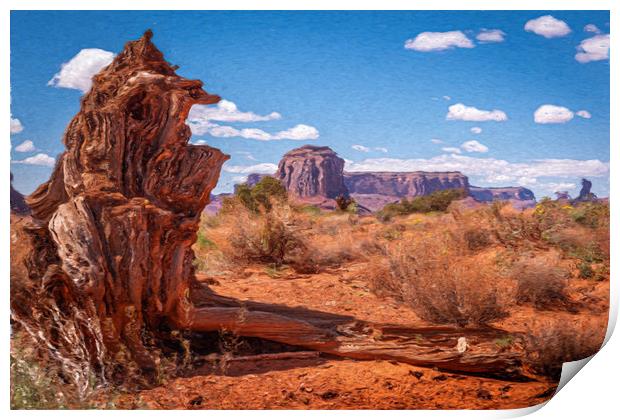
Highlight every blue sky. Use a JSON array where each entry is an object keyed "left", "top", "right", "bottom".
[{"left": 10, "top": 11, "right": 610, "bottom": 198}]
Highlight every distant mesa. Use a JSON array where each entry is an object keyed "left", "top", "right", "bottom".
[
  {"left": 575, "top": 178, "right": 598, "bottom": 203},
  {"left": 469, "top": 186, "right": 536, "bottom": 210},
  {"left": 224, "top": 145, "right": 540, "bottom": 213},
  {"left": 10, "top": 173, "right": 30, "bottom": 215},
  {"left": 276, "top": 145, "right": 348, "bottom": 199}
]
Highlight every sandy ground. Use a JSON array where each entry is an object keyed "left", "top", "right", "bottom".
[{"left": 111, "top": 263, "right": 577, "bottom": 409}]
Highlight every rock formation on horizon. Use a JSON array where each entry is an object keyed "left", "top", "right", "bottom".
[
  {"left": 469, "top": 186, "right": 536, "bottom": 209},
  {"left": 575, "top": 178, "right": 598, "bottom": 202},
  {"left": 239, "top": 145, "right": 535, "bottom": 212},
  {"left": 276, "top": 145, "right": 348, "bottom": 199},
  {"left": 10, "top": 173, "right": 30, "bottom": 214},
  {"left": 18, "top": 31, "right": 228, "bottom": 374}
]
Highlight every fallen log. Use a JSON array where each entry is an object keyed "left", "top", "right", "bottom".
[{"left": 176, "top": 287, "right": 531, "bottom": 381}]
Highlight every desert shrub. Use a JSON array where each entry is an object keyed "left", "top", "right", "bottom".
[
  {"left": 570, "top": 202, "right": 609, "bottom": 229},
  {"left": 230, "top": 207, "right": 304, "bottom": 266},
  {"left": 335, "top": 194, "right": 356, "bottom": 212},
  {"left": 511, "top": 256, "right": 570, "bottom": 310},
  {"left": 463, "top": 228, "right": 493, "bottom": 251},
  {"left": 377, "top": 188, "right": 466, "bottom": 220},
  {"left": 525, "top": 318, "right": 605, "bottom": 378},
  {"left": 368, "top": 235, "right": 512, "bottom": 327}
]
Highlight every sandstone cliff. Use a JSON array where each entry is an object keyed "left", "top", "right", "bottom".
[
  {"left": 239, "top": 145, "right": 537, "bottom": 212},
  {"left": 344, "top": 171, "right": 469, "bottom": 197},
  {"left": 276, "top": 145, "right": 348, "bottom": 199},
  {"left": 469, "top": 186, "right": 536, "bottom": 209},
  {"left": 10, "top": 173, "right": 30, "bottom": 214}
]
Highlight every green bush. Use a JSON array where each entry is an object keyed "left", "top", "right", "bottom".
[
  {"left": 378, "top": 188, "right": 466, "bottom": 220},
  {"left": 235, "top": 176, "right": 287, "bottom": 213}
]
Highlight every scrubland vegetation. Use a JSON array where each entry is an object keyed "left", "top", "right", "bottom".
[
  {"left": 11, "top": 178, "right": 609, "bottom": 408},
  {"left": 193, "top": 179, "right": 609, "bottom": 379}
]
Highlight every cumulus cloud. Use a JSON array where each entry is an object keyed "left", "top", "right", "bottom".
[
  {"left": 48, "top": 48, "right": 115, "bottom": 92},
  {"left": 461, "top": 140, "right": 489, "bottom": 153},
  {"left": 273, "top": 124, "right": 320, "bottom": 140},
  {"left": 576, "top": 110, "right": 592, "bottom": 119},
  {"left": 10, "top": 117, "right": 23, "bottom": 134},
  {"left": 14, "top": 140, "right": 36, "bottom": 152},
  {"left": 12, "top": 153, "right": 56, "bottom": 167},
  {"left": 190, "top": 121, "right": 319, "bottom": 141},
  {"left": 584, "top": 24, "right": 601, "bottom": 34},
  {"left": 430, "top": 138, "right": 444, "bottom": 144},
  {"left": 188, "top": 100, "right": 281, "bottom": 124},
  {"left": 476, "top": 29, "right": 506, "bottom": 43},
  {"left": 344, "top": 155, "right": 609, "bottom": 188},
  {"left": 187, "top": 101, "right": 318, "bottom": 141},
  {"left": 404, "top": 31, "right": 474, "bottom": 52},
  {"left": 223, "top": 163, "right": 278, "bottom": 174},
  {"left": 470, "top": 127, "right": 482, "bottom": 134},
  {"left": 534, "top": 105, "right": 574, "bottom": 124},
  {"left": 374, "top": 147, "right": 388, "bottom": 153},
  {"left": 446, "top": 103, "right": 507, "bottom": 122},
  {"left": 524, "top": 15, "right": 571, "bottom": 38},
  {"left": 442, "top": 95, "right": 451, "bottom": 101},
  {"left": 575, "top": 34, "right": 610, "bottom": 63},
  {"left": 352, "top": 144, "right": 371, "bottom": 152},
  {"left": 441, "top": 147, "right": 461, "bottom": 154}
]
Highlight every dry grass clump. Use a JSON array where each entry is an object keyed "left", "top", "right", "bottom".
[
  {"left": 511, "top": 255, "right": 570, "bottom": 310},
  {"left": 368, "top": 233, "right": 512, "bottom": 327},
  {"left": 198, "top": 196, "right": 368, "bottom": 274},
  {"left": 524, "top": 318, "right": 606, "bottom": 379}
]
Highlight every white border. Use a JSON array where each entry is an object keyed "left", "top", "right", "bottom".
[{"left": 2, "top": 1, "right": 616, "bottom": 418}]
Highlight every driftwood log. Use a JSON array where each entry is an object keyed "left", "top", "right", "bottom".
[{"left": 17, "top": 31, "right": 530, "bottom": 382}]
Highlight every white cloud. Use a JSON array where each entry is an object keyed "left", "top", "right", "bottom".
[
  {"left": 223, "top": 163, "right": 278, "bottom": 174},
  {"left": 273, "top": 124, "right": 319, "bottom": 140},
  {"left": 584, "top": 24, "right": 601, "bottom": 34},
  {"left": 576, "top": 110, "right": 592, "bottom": 119},
  {"left": 524, "top": 15, "right": 571, "bottom": 38},
  {"left": 575, "top": 34, "right": 610, "bottom": 63},
  {"left": 441, "top": 147, "right": 461, "bottom": 154},
  {"left": 352, "top": 144, "right": 371, "bottom": 152},
  {"left": 12, "top": 153, "right": 56, "bottom": 167},
  {"left": 187, "top": 100, "right": 318, "bottom": 141},
  {"left": 430, "top": 138, "right": 444, "bottom": 144},
  {"left": 534, "top": 105, "right": 574, "bottom": 124},
  {"left": 374, "top": 147, "right": 388, "bottom": 153},
  {"left": 14, "top": 140, "right": 35, "bottom": 152},
  {"left": 344, "top": 155, "right": 609, "bottom": 187},
  {"left": 188, "top": 100, "right": 281, "bottom": 124},
  {"left": 48, "top": 48, "right": 115, "bottom": 92},
  {"left": 461, "top": 140, "right": 489, "bottom": 153},
  {"left": 476, "top": 29, "right": 506, "bottom": 43},
  {"left": 404, "top": 31, "right": 474, "bottom": 52},
  {"left": 10, "top": 117, "right": 23, "bottom": 134},
  {"left": 470, "top": 127, "right": 482, "bottom": 134},
  {"left": 232, "top": 175, "right": 249, "bottom": 184},
  {"left": 546, "top": 182, "right": 577, "bottom": 191},
  {"left": 190, "top": 121, "right": 319, "bottom": 141},
  {"left": 442, "top": 95, "right": 451, "bottom": 101},
  {"left": 446, "top": 103, "right": 507, "bottom": 122}
]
